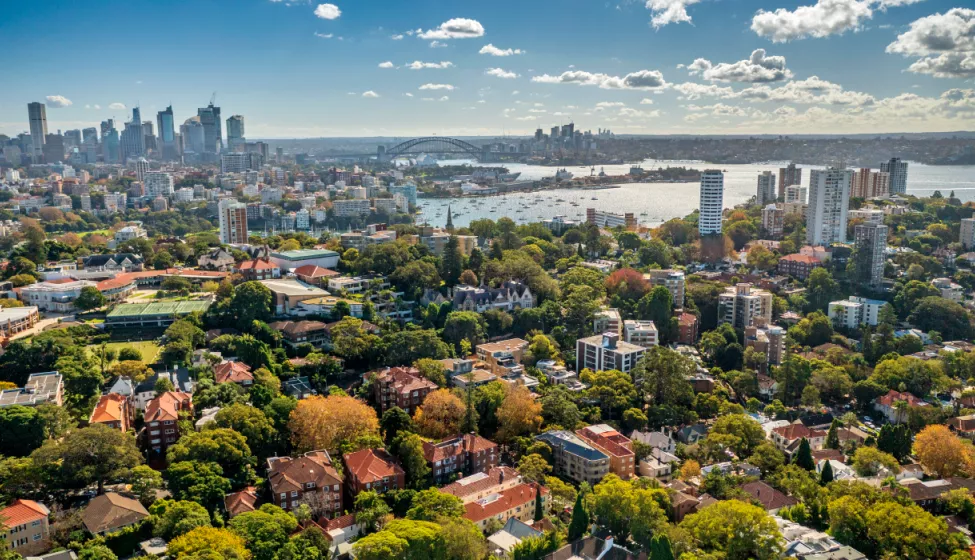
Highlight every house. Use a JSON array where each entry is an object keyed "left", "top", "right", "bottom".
[
  {"left": 535, "top": 430, "right": 609, "bottom": 485},
  {"left": 544, "top": 537, "right": 645, "bottom": 560},
  {"left": 81, "top": 493, "right": 149, "bottom": 536},
  {"left": 343, "top": 448, "right": 405, "bottom": 497},
  {"left": 296, "top": 296, "right": 364, "bottom": 319},
  {"left": 130, "top": 370, "right": 194, "bottom": 411},
  {"left": 197, "top": 248, "right": 236, "bottom": 271},
  {"left": 423, "top": 433, "right": 499, "bottom": 484},
  {"left": 816, "top": 459, "right": 856, "bottom": 481},
  {"left": 20, "top": 279, "right": 96, "bottom": 312},
  {"left": 677, "top": 424, "right": 708, "bottom": 444},
  {"left": 195, "top": 406, "right": 220, "bottom": 430},
  {"left": 488, "top": 518, "right": 544, "bottom": 558},
  {"left": 777, "top": 516, "right": 867, "bottom": 560},
  {"left": 442, "top": 467, "right": 524, "bottom": 503},
  {"left": 452, "top": 281, "right": 534, "bottom": 313},
  {"left": 225, "top": 487, "right": 260, "bottom": 518},
  {"left": 282, "top": 376, "right": 316, "bottom": 400},
  {"left": 236, "top": 258, "right": 281, "bottom": 281},
  {"left": 899, "top": 478, "right": 975, "bottom": 510},
  {"left": 463, "top": 482, "right": 548, "bottom": 532},
  {"left": 874, "top": 390, "right": 927, "bottom": 424},
  {"left": 94, "top": 276, "right": 137, "bottom": 303},
  {"left": 0, "top": 306, "right": 39, "bottom": 338},
  {"left": 371, "top": 367, "right": 437, "bottom": 415},
  {"left": 741, "top": 481, "right": 798, "bottom": 513},
  {"left": 770, "top": 421, "right": 827, "bottom": 456},
  {"left": 670, "top": 491, "right": 701, "bottom": 522},
  {"left": 949, "top": 415, "right": 975, "bottom": 439},
  {"left": 294, "top": 265, "right": 340, "bottom": 287},
  {"left": 143, "top": 391, "right": 192, "bottom": 455},
  {"left": 576, "top": 424, "right": 636, "bottom": 480},
  {"left": 88, "top": 393, "right": 133, "bottom": 432},
  {"left": 82, "top": 253, "right": 145, "bottom": 272},
  {"left": 267, "top": 450, "right": 344, "bottom": 517},
  {"left": 631, "top": 430, "right": 676, "bottom": 454},
  {"left": 0, "top": 372, "right": 63, "bottom": 408},
  {"left": 451, "top": 369, "right": 499, "bottom": 390},
  {"left": 757, "top": 373, "right": 778, "bottom": 399},
  {"left": 1, "top": 499, "right": 51, "bottom": 555},
  {"left": 214, "top": 361, "right": 254, "bottom": 386}
]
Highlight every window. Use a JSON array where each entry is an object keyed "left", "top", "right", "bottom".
[
  {"left": 306, "top": 482, "right": 316, "bottom": 489},
  {"left": 280, "top": 493, "right": 287, "bottom": 501},
  {"left": 291, "top": 491, "right": 298, "bottom": 497}
]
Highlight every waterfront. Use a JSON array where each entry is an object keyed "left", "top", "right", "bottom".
[{"left": 416, "top": 159, "right": 975, "bottom": 229}]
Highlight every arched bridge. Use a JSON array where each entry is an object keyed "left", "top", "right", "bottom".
[{"left": 384, "top": 137, "right": 482, "bottom": 159}]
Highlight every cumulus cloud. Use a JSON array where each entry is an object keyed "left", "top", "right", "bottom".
[
  {"left": 418, "top": 18, "right": 485, "bottom": 40},
  {"left": 687, "top": 49, "right": 793, "bottom": 82},
  {"left": 640, "top": 98, "right": 655, "bottom": 105},
  {"left": 314, "top": 3, "right": 340, "bottom": 19},
  {"left": 429, "top": 41, "right": 448, "bottom": 48},
  {"left": 408, "top": 60, "right": 453, "bottom": 69},
  {"left": 362, "top": 91, "right": 379, "bottom": 98},
  {"left": 45, "top": 95, "right": 72, "bottom": 108},
  {"left": 314, "top": 32, "right": 334, "bottom": 39},
  {"left": 108, "top": 102, "right": 126, "bottom": 110},
  {"left": 480, "top": 44, "right": 523, "bottom": 56},
  {"left": 751, "top": 0, "right": 873, "bottom": 42},
  {"left": 673, "top": 76, "right": 875, "bottom": 106},
  {"left": 391, "top": 34, "right": 404, "bottom": 40},
  {"left": 886, "top": 8, "right": 975, "bottom": 78},
  {"left": 419, "top": 83, "right": 455, "bottom": 90},
  {"left": 532, "top": 69, "right": 667, "bottom": 90},
  {"left": 378, "top": 61, "right": 394, "bottom": 69},
  {"left": 596, "top": 101, "right": 627, "bottom": 108},
  {"left": 645, "top": 0, "right": 703, "bottom": 28},
  {"left": 485, "top": 67, "right": 519, "bottom": 79},
  {"left": 439, "top": 96, "right": 450, "bottom": 101}
]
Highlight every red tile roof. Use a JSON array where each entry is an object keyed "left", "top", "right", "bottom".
[
  {"left": 0, "top": 499, "right": 49, "bottom": 528},
  {"left": 214, "top": 361, "right": 254, "bottom": 384},
  {"left": 90, "top": 393, "right": 127, "bottom": 425},
  {"left": 96, "top": 276, "right": 136, "bottom": 291},
  {"left": 741, "top": 481, "right": 798, "bottom": 511},
  {"left": 145, "top": 391, "right": 192, "bottom": 423},
  {"left": 344, "top": 448, "right": 404, "bottom": 485},
  {"left": 423, "top": 433, "right": 498, "bottom": 463},
  {"left": 373, "top": 367, "right": 437, "bottom": 396},
  {"left": 772, "top": 422, "right": 826, "bottom": 441},
  {"left": 441, "top": 466, "right": 522, "bottom": 501},
  {"left": 295, "top": 265, "right": 340, "bottom": 278},
  {"left": 463, "top": 482, "right": 548, "bottom": 524},
  {"left": 779, "top": 254, "right": 821, "bottom": 265},
  {"left": 267, "top": 451, "right": 342, "bottom": 495},
  {"left": 876, "top": 389, "right": 926, "bottom": 408},
  {"left": 237, "top": 260, "right": 279, "bottom": 271},
  {"left": 225, "top": 487, "right": 259, "bottom": 517}
]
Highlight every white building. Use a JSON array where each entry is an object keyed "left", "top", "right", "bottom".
[
  {"left": 827, "top": 296, "right": 886, "bottom": 328},
  {"left": 21, "top": 279, "right": 97, "bottom": 312},
  {"left": 144, "top": 172, "right": 174, "bottom": 198},
  {"left": 332, "top": 199, "right": 372, "bottom": 217},
  {"left": 576, "top": 332, "right": 646, "bottom": 374},
  {"left": 295, "top": 209, "right": 310, "bottom": 230},
  {"left": 806, "top": 167, "right": 852, "bottom": 245},
  {"left": 218, "top": 199, "right": 248, "bottom": 245},
  {"left": 784, "top": 185, "right": 807, "bottom": 204},
  {"left": 961, "top": 218, "right": 975, "bottom": 250},
  {"left": 699, "top": 170, "right": 724, "bottom": 235},
  {"left": 173, "top": 187, "right": 194, "bottom": 203},
  {"left": 623, "top": 320, "right": 659, "bottom": 348},
  {"left": 114, "top": 225, "right": 147, "bottom": 246},
  {"left": 718, "top": 283, "right": 773, "bottom": 329},
  {"left": 848, "top": 208, "right": 885, "bottom": 225},
  {"left": 880, "top": 158, "right": 908, "bottom": 196},
  {"left": 756, "top": 171, "right": 777, "bottom": 206}
]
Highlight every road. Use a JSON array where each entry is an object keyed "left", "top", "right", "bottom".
[{"left": 10, "top": 313, "right": 77, "bottom": 341}]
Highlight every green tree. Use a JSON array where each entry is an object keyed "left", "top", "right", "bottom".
[
  {"left": 0, "top": 405, "right": 46, "bottom": 457},
  {"left": 806, "top": 268, "right": 839, "bottom": 312},
  {"left": 355, "top": 490, "right": 393, "bottom": 534},
  {"left": 909, "top": 297, "right": 974, "bottom": 341},
  {"left": 77, "top": 545, "right": 118, "bottom": 560},
  {"left": 439, "top": 236, "right": 464, "bottom": 287},
  {"left": 149, "top": 499, "right": 212, "bottom": 540},
  {"left": 167, "top": 428, "right": 255, "bottom": 487},
  {"left": 794, "top": 438, "right": 815, "bottom": 471},
  {"left": 876, "top": 423, "right": 912, "bottom": 462},
  {"left": 393, "top": 432, "right": 431, "bottom": 489},
  {"left": 820, "top": 460, "right": 834, "bottom": 484},
  {"left": 850, "top": 447, "right": 900, "bottom": 476},
  {"left": 865, "top": 501, "right": 956, "bottom": 559},
  {"left": 380, "top": 407, "right": 414, "bottom": 445},
  {"left": 229, "top": 281, "right": 273, "bottom": 324},
  {"left": 406, "top": 488, "right": 465, "bottom": 521},
  {"left": 442, "top": 311, "right": 487, "bottom": 351},
  {"left": 747, "top": 441, "right": 785, "bottom": 476},
  {"left": 228, "top": 504, "right": 299, "bottom": 560},
  {"left": 129, "top": 464, "right": 164, "bottom": 506},
  {"left": 825, "top": 419, "right": 840, "bottom": 450},
  {"left": 413, "top": 358, "right": 447, "bottom": 387},
  {"left": 30, "top": 423, "right": 142, "bottom": 494},
  {"left": 567, "top": 491, "right": 589, "bottom": 541},
  {"left": 707, "top": 414, "right": 765, "bottom": 457},
  {"left": 680, "top": 499, "right": 782, "bottom": 560},
  {"left": 74, "top": 286, "right": 107, "bottom": 311},
  {"left": 517, "top": 453, "right": 552, "bottom": 483},
  {"left": 648, "top": 535, "right": 675, "bottom": 560},
  {"left": 212, "top": 404, "right": 276, "bottom": 460},
  {"left": 165, "top": 461, "right": 233, "bottom": 511}
]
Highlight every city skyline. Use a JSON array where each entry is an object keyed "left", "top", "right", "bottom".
[{"left": 1, "top": 0, "right": 973, "bottom": 138}]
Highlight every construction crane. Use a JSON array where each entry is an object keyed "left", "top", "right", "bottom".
[{"left": 209, "top": 92, "right": 217, "bottom": 106}]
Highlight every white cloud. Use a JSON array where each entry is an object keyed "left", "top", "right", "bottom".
[
  {"left": 673, "top": 76, "right": 875, "bottom": 106},
  {"left": 886, "top": 8, "right": 975, "bottom": 78},
  {"left": 477, "top": 99, "right": 486, "bottom": 104},
  {"left": 45, "top": 95, "right": 72, "bottom": 108},
  {"left": 418, "top": 18, "right": 485, "bottom": 40},
  {"left": 419, "top": 83, "right": 455, "bottom": 90},
  {"left": 405, "top": 93, "right": 414, "bottom": 97},
  {"left": 84, "top": 104, "right": 90, "bottom": 109},
  {"left": 480, "top": 44, "right": 523, "bottom": 56},
  {"left": 314, "top": 32, "right": 334, "bottom": 39},
  {"left": 362, "top": 91, "right": 379, "bottom": 98},
  {"left": 876, "top": 0, "right": 925, "bottom": 7},
  {"left": 314, "top": 3, "right": 340, "bottom": 19},
  {"left": 645, "top": 0, "right": 703, "bottom": 28},
  {"left": 620, "top": 107, "right": 661, "bottom": 118},
  {"left": 528, "top": 109, "right": 547, "bottom": 113},
  {"left": 640, "top": 98, "right": 655, "bottom": 105},
  {"left": 391, "top": 34, "right": 404, "bottom": 40},
  {"left": 94, "top": 104, "right": 101, "bottom": 110},
  {"left": 906, "top": 53, "right": 975, "bottom": 79},
  {"left": 408, "top": 60, "right": 453, "bottom": 69},
  {"left": 751, "top": 0, "right": 873, "bottom": 42},
  {"left": 596, "top": 101, "right": 627, "bottom": 108},
  {"left": 486, "top": 67, "right": 519, "bottom": 79},
  {"left": 108, "top": 102, "right": 126, "bottom": 110},
  {"left": 687, "top": 49, "right": 793, "bottom": 82},
  {"left": 440, "top": 96, "right": 450, "bottom": 101},
  {"left": 429, "top": 41, "right": 448, "bottom": 48},
  {"left": 378, "top": 61, "right": 395, "bottom": 69},
  {"left": 532, "top": 69, "right": 667, "bottom": 90},
  {"left": 512, "top": 90, "right": 520, "bottom": 95}
]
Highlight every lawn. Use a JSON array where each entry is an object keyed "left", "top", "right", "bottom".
[{"left": 87, "top": 340, "right": 162, "bottom": 364}]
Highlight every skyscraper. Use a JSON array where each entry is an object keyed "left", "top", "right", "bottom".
[
  {"left": 880, "top": 158, "right": 908, "bottom": 196},
  {"left": 120, "top": 108, "right": 145, "bottom": 162},
  {"left": 218, "top": 199, "right": 248, "bottom": 244},
  {"left": 850, "top": 169, "right": 890, "bottom": 199},
  {"left": 806, "top": 167, "right": 852, "bottom": 246},
  {"left": 82, "top": 128, "right": 98, "bottom": 145},
  {"left": 63, "top": 129, "right": 82, "bottom": 149},
  {"left": 198, "top": 103, "right": 222, "bottom": 154},
  {"left": 778, "top": 163, "right": 801, "bottom": 199},
  {"left": 854, "top": 223, "right": 887, "bottom": 288},
  {"left": 27, "top": 102, "right": 48, "bottom": 163},
  {"left": 42, "top": 133, "right": 65, "bottom": 164},
  {"left": 142, "top": 121, "right": 157, "bottom": 155},
  {"left": 699, "top": 170, "right": 724, "bottom": 236},
  {"left": 756, "top": 171, "right": 777, "bottom": 206},
  {"left": 226, "top": 115, "right": 245, "bottom": 152},
  {"left": 156, "top": 106, "right": 178, "bottom": 161},
  {"left": 101, "top": 121, "right": 120, "bottom": 163}
]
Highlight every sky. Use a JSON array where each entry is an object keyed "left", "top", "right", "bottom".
[{"left": 1, "top": 0, "right": 973, "bottom": 138}]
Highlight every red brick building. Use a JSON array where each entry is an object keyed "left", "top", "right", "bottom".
[
  {"left": 143, "top": 391, "right": 192, "bottom": 456},
  {"left": 343, "top": 448, "right": 405, "bottom": 498},
  {"left": 678, "top": 312, "right": 699, "bottom": 345},
  {"left": 777, "top": 254, "right": 822, "bottom": 281},
  {"left": 423, "top": 433, "right": 499, "bottom": 484},
  {"left": 371, "top": 367, "right": 438, "bottom": 415},
  {"left": 576, "top": 424, "right": 636, "bottom": 480},
  {"left": 463, "top": 483, "right": 549, "bottom": 531},
  {"left": 267, "top": 451, "right": 344, "bottom": 518},
  {"left": 89, "top": 393, "right": 134, "bottom": 433}
]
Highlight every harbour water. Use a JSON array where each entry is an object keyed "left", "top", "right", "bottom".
[{"left": 416, "top": 159, "right": 975, "bottom": 229}]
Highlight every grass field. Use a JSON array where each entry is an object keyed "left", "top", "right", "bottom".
[{"left": 87, "top": 340, "right": 162, "bottom": 364}]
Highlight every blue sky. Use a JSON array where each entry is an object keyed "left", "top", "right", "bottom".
[{"left": 1, "top": 0, "right": 973, "bottom": 137}]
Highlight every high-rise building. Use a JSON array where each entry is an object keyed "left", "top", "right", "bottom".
[
  {"left": 180, "top": 118, "right": 205, "bottom": 154},
  {"left": 880, "top": 158, "right": 908, "bottom": 196},
  {"left": 102, "top": 125, "right": 120, "bottom": 164},
  {"left": 854, "top": 223, "right": 887, "bottom": 288},
  {"left": 756, "top": 171, "right": 777, "bottom": 206},
  {"left": 718, "top": 283, "right": 774, "bottom": 329},
  {"left": 762, "top": 204, "right": 785, "bottom": 239},
  {"left": 156, "top": 106, "right": 178, "bottom": 161},
  {"left": 144, "top": 172, "right": 174, "bottom": 197},
  {"left": 806, "top": 167, "right": 852, "bottom": 246},
  {"left": 198, "top": 103, "right": 222, "bottom": 154},
  {"left": 699, "top": 170, "right": 724, "bottom": 235},
  {"left": 82, "top": 128, "right": 98, "bottom": 145},
  {"left": 784, "top": 185, "right": 807, "bottom": 204},
  {"left": 778, "top": 163, "right": 801, "bottom": 199},
  {"left": 226, "top": 115, "right": 245, "bottom": 152},
  {"left": 960, "top": 218, "right": 975, "bottom": 250},
  {"left": 27, "top": 102, "right": 48, "bottom": 164},
  {"left": 218, "top": 199, "right": 248, "bottom": 244},
  {"left": 63, "top": 129, "right": 82, "bottom": 149},
  {"left": 42, "top": 134, "right": 65, "bottom": 165},
  {"left": 120, "top": 108, "right": 145, "bottom": 162},
  {"left": 851, "top": 169, "right": 890, "bottom": 199},
  {"left": 142, "top": 121, "right": 157, "bottom": 154},
  {"left": 221, "top": 152, "right": 263, "bottom": 173}
]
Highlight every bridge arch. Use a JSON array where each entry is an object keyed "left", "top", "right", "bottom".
[{"left": 385, "top": 136, "right": 482, "bottom": 159}]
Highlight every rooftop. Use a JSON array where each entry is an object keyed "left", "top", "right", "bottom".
[{"left": 270, "top": 249, "right": 340, "bottom": 260}]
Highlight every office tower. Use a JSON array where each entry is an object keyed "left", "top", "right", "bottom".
[
  {"left": 198, "top": 103, "right": 222, "bottom": 154},
  {"left": 851, "top": 169, "right": 890, "bottom": 199},
  {"left": 756, "top": 171, "right": 776, "bottom": 206},
  {"left": 154, "top": 106, "right": 177, "bottom": 161},
  {"left": 961, "top": 218, "right": 975, "bottom": 250},
  {"left": 806, "top": 167, "right": 852, "bottom": 246},
  {"left": 276, "top": 147, "right": 283, "bottom": 162},
  {"left": 102, "top": 127, "right": 120, "bottom": 164},
  {"left": 82, "top": 128, "right": 98, "bottom": 145},
  {"left": 221, "top": 152, "right": 262, "bottom": 173},
  {"left": 854, "top": 223, "right": 888, "bottom": 288},
  {"left": 698, "top": 170, "right": 724, "bottom": 235},
  {"left": 778, "top": 163, "right": 801, "bottom": 199},
  {"left": 63, "top": 129, "right": 82, "bottom": 149},
  {"left": 226, "top": 115, "right": 245, "bottom": 152},
  {"left": 561, "top": 123, "right": 574, "bottom": 138},
  {"left": 144, "top": 171, "right": 174, "bottom": 197},
  {"left": 534, "top": 128, "right": 543, "bottom": 142},
  {"left": 179, "top": 118, "right": 205, "bottom": 155},
  {"left": 141, "top": 121, "right": 157, "bottom": 155},
  {"left": 27, "top": 102, "right": 48, "bottom": 163},
  {"left": 42, "top": 134, "right": 65, "bottom": 164},
  {"left": 218, "top": 199, "right": 248, "bottom": 244},
  {"left": 100, "top": 119, "right": 115, "bottom": 139},
  {"left": 120, "top": 108, "right": 145, "bottom": 162},
  {"left": 880, "top": 158, "right": 908, "bottom": 196}
]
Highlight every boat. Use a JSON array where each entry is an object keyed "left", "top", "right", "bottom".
[{"left": 591, "top": 196, "right": 598, "bottom": 200}]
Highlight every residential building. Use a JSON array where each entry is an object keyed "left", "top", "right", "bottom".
[
  {"left": 267, "top": 451, "right": 344, "bottom": 516},
  {"left": 343, "top": 448, "right": 405, "bottom": 496},
  {"left": 463, "top": 483, "right": 548, "bottom": 532},
  {"left": 452, "top": 282, "right": 534, "bottom": 312},
  {"left": 198, "top": 248, "right": 236, "bottom": 271},
  {"left": 717, "top": 283, "right": 773, "bottom": 329},
  {"left": 698, "top": 170, "right": 724, "bottom": 235},
  {"left": 875, "top": 390, "right": 927, "bottom": 424},
  {"left": 236, "top": 258, "right": 281, "bottom": 281},
  {"left": 827, "top": 296, "right": 886, "bottom": 328},
  {"left": 741, "top": 481, "right": 798, "bottom": 514},
  {"left": 144, "top": 172, "right": 174, "bottom": 198},
  {"left": 880, "top": 158, "right": 908, "bottom": 196},
  {"left": 214, "top": 361, "right": 254, "bottom": 386},
  {"left": 848, "top": 208, "right": 885, "bottom": 225},
  {"left": 327, "top": 275, "right": 388, "bottom": 294},
  {"left": 143, "top": 391, "right": 193, "bottom": 455},
  {"left": 423, "top": 433, "right": 499, "bottom": 484},
  {"left": 854, "top": 223, "right": 888, "bottom": 288},
  {"left": 851, "top": 169, "right": 890, "bottom": 199},
  {"left": 488, "top": 518, "right": 544, "bottom": 558},
  {"left": 268, "top": 320, "right": 329, "bottom": 348},
  {"left": 643, "top": 269, "right": 686, "bottom": 307},
  {"left": 932, "top": 277, "right": 964, "bottom": 302},
  {"left": 1, "top": 499, "right": 50, "bottom": 555},
  {"left": 785, "top": 185, "right": 807, "bottom": 204},
  {"left": 593, "top": 308, "right": 623, "bottom": 336},
  {"left": 371, "top": 367, "right": 438, "bottom": 415},
  {"left": 218, "top": 199, "right": 248, "bottom": 245},
  {"left": 88, "top": 393, "right": 133, "bottom": 432},
  {"left": 82, "top": 253, "right": 145, "bottom": 272},
  {"left": 756, "top": 171, "right": 777, "bottom": 206},
  {"left": 294, "top": 265, "right": 340, "bottom": 287},
  {"left": 332, "top": 199, "right": 371, "bottom": 217},
  {"left": 442, "top": 467, "right": 524, "bottom": 503},
  {"left": 535, "top": 430, "right": 609, "bottom": 485},
  {"left": 576, "top": 333, "right": 646, "bottom": 374},
  {"left": 770, "top": 421, "right": 827, "bottom": 456},
  {"left": 777, "top": 253, "right": 822, "bottom": 281},
  {"left": 586, "top": 208, "right": 636, "bottom": 230},
  {"left": 0, "top": 372, "right": 63, "bottom": 408},
  {"left": 961, "top": 218, "right": 975, "bottom": 250},
  {"left": 476, "top": 339, "right": 529, "bottom": 377},
  {"left": 623, "top": 320, "right": 658, "bottom": 348},
  {"left": 0, "top": 306, "right": 40, "bottom": 338},
  {"left": 806, "top": 168, "right": 852, "bottom": 245},
  {"left": 678, "top": 312, "right": 699, "bottom": 345},
  {"left": 81, "top": 493, "right": 148, "bottom": 536},
  {"left": 225, "top": 487, "right": 260, "bottom": 518},
  {"left": 745, "top": 323, "right": 786, "bottom": 368},
  {"left": 296, "top": 296, "right": 364, "bottom": 318},
  {"left": 778, "top": 163, "right": 801, "bottom": 199},
  {"left": 576, "top": 424, "right": 636, "bottom": 479}
]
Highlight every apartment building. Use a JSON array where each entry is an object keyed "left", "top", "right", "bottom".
[
  {"left": 267, "top": 451, "right": 344, "bottom": 517},
  {"left": 143, "top": 391, "right": 193, "bottom": 455},
  {"left": 744, "top": 323, "right": 785, "bottom": 369},
  {"left": 214, "top": 361, "right": 254, "bottom": 386},
  {"left": 371, "top": 366, "right": 438, "bottom": 415},
  {"left": 343, "top": 448, "right": 405, "bottom": 497},
  {"left": 535, "top": 430, "right": 610, "bottom": 485},
  {"left": 593, "top": 308, "right": 623, "bottom": 337},
  {"left": 463, "top": 483, "right": 548, "bottom": 532},
  {"left": 770, "top": 422, "right": 827, "bottom": 456},
  {"left": 423, "top": 433, "right": 499, "bottom": 484},
  {"left": 575, "top": 332, "right": 646, "bottom": 374},
  {"left": 89, "top": 393, "right": 134, "bottom": 433},
  {"left": 828, "top": 296, "right": 886, "bottom": 328},
  {"left": 0, "top": 372, "right": 63, "bottom": 408},
  {"left": 576, "top": 425, "right": 636, "bottom": 480},
  {"left": 0, "top": 306, "right": 39, "bottom": 338},
  {"left": 1, "top": 500, "right": 50, "bottom": 556},
  {"left": 476, "top": 338, "right": 529, "bottom": 377},
  {"left": 442, "top": 466, "right": 524, "bottom": 503},
  {"left": 643, "top": 269, "right": 686, "bottom": 308},
  {"left": 717, "top": 283, "right": 773, "bottom": 329},
  {"left": 777, "top": 254, "right": 822, "bottom": 281}
]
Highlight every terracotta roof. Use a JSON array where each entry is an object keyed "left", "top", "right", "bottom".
[
  {"left": 779, "top": 254, "right": 821, "bottom": 265},
  {"left": 741, "top": 481, "right": 798, "bottom": 511},
  {"left": 90, "top": 393, "right": 127, "bottom": 424},
  {"left": 0, "top": 499, "right": 49, "bottom": 528},
  {"left": 238, "top": 259, "right": 279, "bottom": 271},
  {"left": 463, "top": 482, "right": 547, "bottom": 523},
  {"left": 81, "top": 493, "right": 149, "bottom": 534},
  {"left": 145, "top": 391, "right": 192, "bottom": 423},
  {"left": 373, "top": 367, "right": 437, "bottom": 396},
  {"left": 950, "top": 415, "right": 975, "bottom": 433},
  {"left": 214, "top": 361, "right": 254, "bottom": 384},
  {"left": 267, "top": 450, "right": 343, "bottom": 495},
  {"left": 46, "top": 278, "right": 77, "bottom": 285},
  {"left": 269, "top": 320, "right": 328, "bottom": 336},
  {"left": 812, "top": 449, "right": 845, "bottom": 463},
  {"left": 876, "top": 389, "right": 926, "bottom": 408},
  {"left": 576, "top": 425, "right": 634, "bottom": 458},
  {"left": 225, "top": 487, "right": 259, "bottom": 517},
  {"left": 678, "top": 313, "right": 697, "bottom": 326},
  {"left": 325, "top": 513, "right": 357, "bottom": 531},
  {"left": 772, "top": 422, "right": 826, "bottom": 441},
  {"left": 96, "top": 276, "right": 136, "bottom": 291},
  {"left": 423, "top": 433, "right": 498, "bottom": 463},
  {"left": 294, "top": 265, "right": 340, "bottom": 278},
  {"left": 343, "top": 448, "right": 404, "bottom": 485},
  {"left": 442, "top": 466, "right": 522, "bottom": 500}
]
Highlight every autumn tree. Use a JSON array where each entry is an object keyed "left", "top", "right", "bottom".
[
  {"left": 914, "top": 425, "right": 975, "bottom": 478},
  {"left": 496, "top": 383, "right": 543, "bottom": 442},
  {"left": 290, "top": 395, "right": 380, "bottom": 453},
  {"left": 167, "top": 526, "right": 251, "bottom": 560},
  {"left": 413, "top": 389, "right": 466, "bottom": 439}
]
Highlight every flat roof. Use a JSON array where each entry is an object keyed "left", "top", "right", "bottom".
[
  {"left": 0, "top": 306, "right": 37, "bottom": 320},
  {"left": 270, "top": 249, "right": 340, "bottom": 261},
  {"left": 106, "top": 300, "right": 211, "bottom": 318},
  {"left": 259, "top": 279, "right": 330, "bottom": 297}
]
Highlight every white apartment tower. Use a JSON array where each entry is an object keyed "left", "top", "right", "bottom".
[
  {"left": 699, "top": 170, "right": 724, "bottom": 236},
  {"left": 218, "top": 199, "right": 249, "bottom": 244},
  {"left": 880, "top": 158, "right": 908, "bottom": 196},
  {"left": 961, "top": 218, "right": 975, "bottom": 250},
  {"left": 144, "top": 172, "right": 174, "bottom": 198},
  {"left": 806, "top": 168, "right": 852, "bottom": 246},
  {"left": 756, "top": 171, "right": 777, "bottom": 206}
]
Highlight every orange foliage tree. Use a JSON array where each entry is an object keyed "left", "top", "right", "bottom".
[
  {"left": 496, "top": 383, "right": 543, "bottom": 442},
  {"left": 289, "top": 395, "right": 380, "bottom": 453},
  {"left": 913, "top": 424, "right": 975, "bottom": 478},
  {"left": 604, "top": 268, "right": 650, "bottom": 301},
  {"left": 413, "top": 389, "right": 466, "bottom": 439}
]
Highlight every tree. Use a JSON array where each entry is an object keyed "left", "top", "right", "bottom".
[
  {"left": 820, "top": 459, "right": 834, "bottom": 484},
  {"left": 850, "top": 447, "right": 900, "bottom": 477},
  {"left": 540, "top": 387, "right": 582, "bottom": 430},
  {"left": 909, "top": 297, "right": 974, "bottom": 341},
  {"left": 277, "top": 525, "right": 331, "bottom": 560},
  {"left": 212, "top": 404, "right": 276, "bottom": 460},
  {"left": 632, "top": 346, "right": 695, "bottom": 409},
  {"left": 440, "top": 236, "right": 464, "bottom": 287},
  {"left": 74, "top": 286, "right": 106, "bottom": 311},
  {"left": 441, "top": 518, "right": 488, "bottom": 560},
  {"left": 914, "top": 424, "right": 974, "bottom": 478},
  {"left": 381, "top": 407, "right": 414, "bottom": 445},
  {"left": 330, "top": 317, "right": 380, "bottom": 365},
  {"left": 78, "top": 546, "right": 118, "bottom": 560},
  {"left": 129, "top": 464, "right": 164, "bottom": 506},
  {"left": 517, "top": 454, "right": 552, "bottom": 483},
  {"left": 544, "top": 476, "right": 577, "bottom": 510},
  {"left": 442, "top": 311, "right": 487, "bottom": 351},
  {"left": 352, "top": 530, "right": 408, "bottom": 560},
  {"left": 406, "top": 488, "right": 465, "bottom": 521},
  {"left": 167, "top": 428, "right": 255, "bottom": 487},
  {"left": 393, "top": 432, "right": 431, "bottom": 489},
  {"left": 30, "top": 423, "right": 142, "bottom": 494},
  {"left": 680, "top": 460, "right": 702, "bottom": 480},
  {"left": 229, "top": 281, "right": 272, "bottom": 325},
  {"left": 290, "top": 395, "right": 380, "bottom": 453},
  {"left": 413, "top": 389, "right": 465, "bottom": 439},
  {"left": 228, "top": 505, "right": 299, "bottom": 560},
  {"left": 355, "top": 490, "right": 392, "bottom": 534},
  {"left": 707, "top": 414, "right": 765, "bottom": 457},
  {"left": 166, "top": 461, "right": 233, "bottom": 511},
  {"left": 562, "top": 285, "right": 601, "bottom": 339},
  {"left": 876, "top": 423, "right": 912, "bottom": 462},
  {"left": 0, "top": 405, "right": 46, "bottom": 457},
  {"left": 413, "top": 358, "right": 447, "bottom": 387},
  {"left": 167, "top": 527, "right": 251, "bottom": 560},
  {"left": 149, "top": 499, "right": 212, "bottom": 540},
  {"left": 679, "top": 499, "right": 782, "bottom": 560},
  {"left": 567, "top": 491, "right": 589, "bottom": 542},
  {"left": 497, "top": 383, "right": 543, "bottom": 442},
  {"left": 747, "top": 442, "right": 785, "bottom": 476},
  {"left": 806, "top": 268, "right": 839, "bottom": 312},
  {"left": 648, "top": 535, "right": 675, "bottom": 560},
  {"left": 794, "top": 438, "right": 815, "bottom": 471},
  {"left": 865, "top": 501, "right": 955, "bottom": 559}
]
